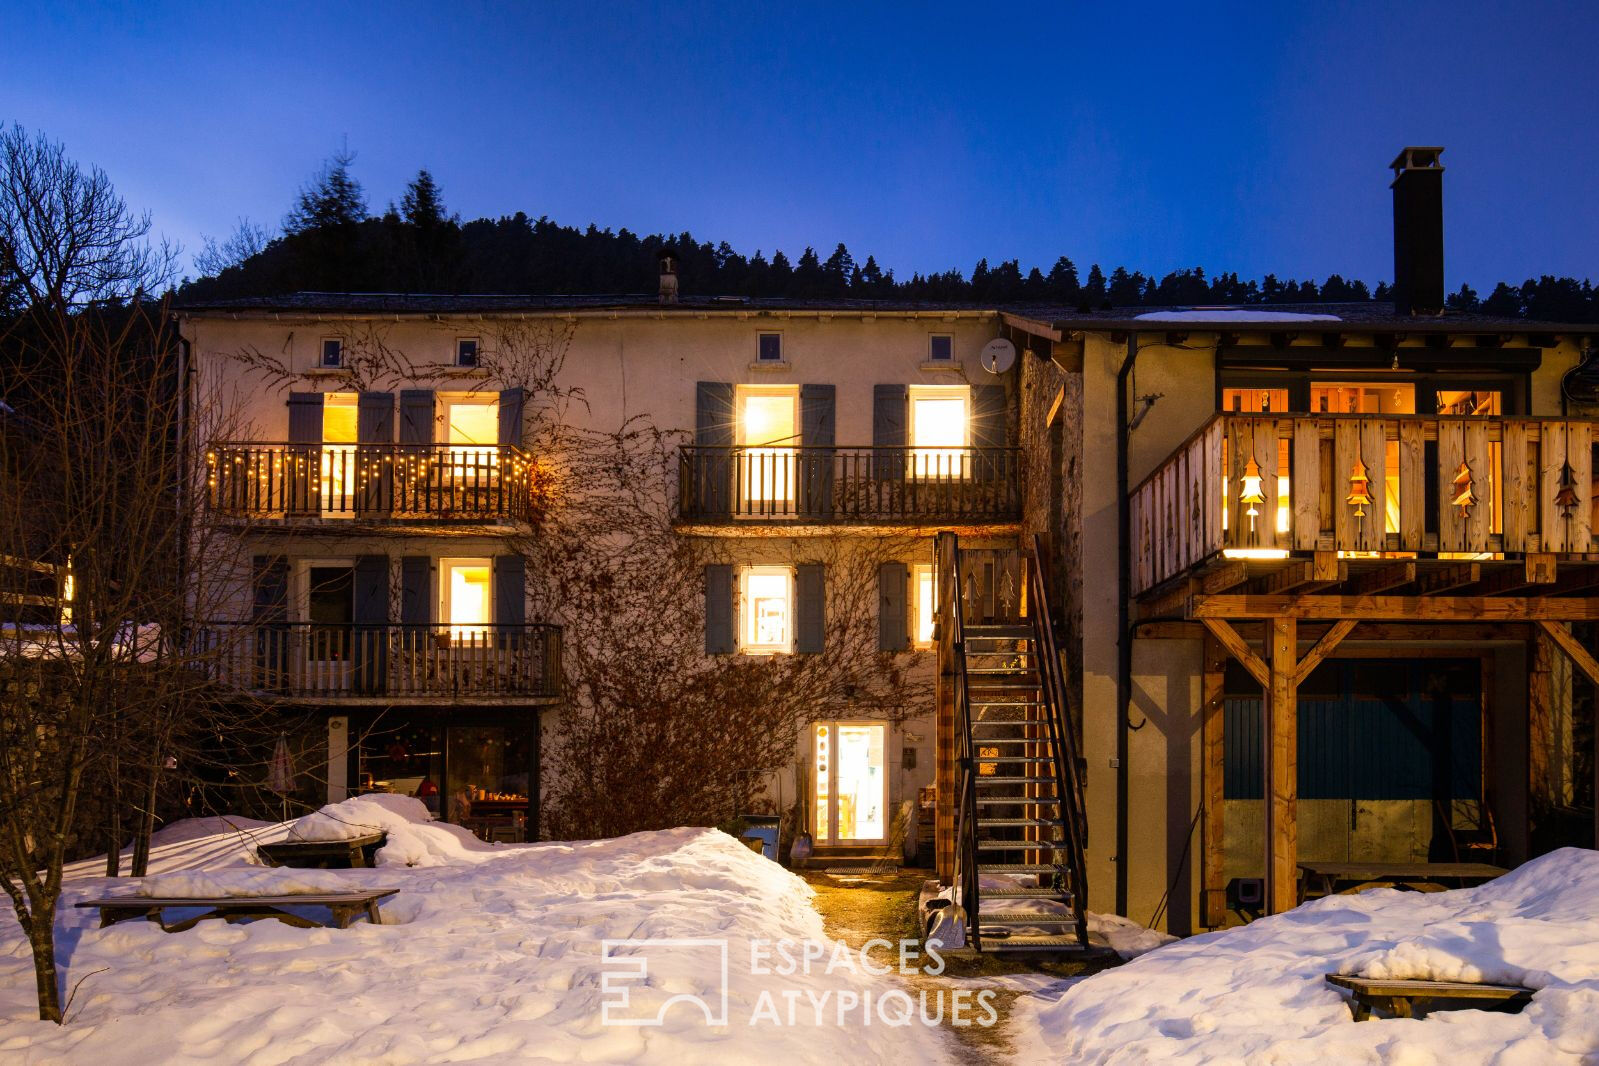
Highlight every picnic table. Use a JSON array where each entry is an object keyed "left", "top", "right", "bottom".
[
  {"left": 1298, "top": 861, "right": 1507, "bottom": 902},
  {"left": 257, "top": 831, "right": 387, "bottom": 869},
  {"left": 75, "top": 888, "right": 400, "bottom": 932},
  {"left": 1326, "top": 974, "right": 1533, "bottom": 1021}
]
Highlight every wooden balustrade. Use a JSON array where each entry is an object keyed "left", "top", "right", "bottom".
[
  {"left": 207, "top": 442, "right": 539, "bottom": 522},
  {"left": 678, "top": 445, "right": 1022, "bottom": 522},
  {"left": 192, "top": 623, "right": 562, "bottom": 699},
  {"left": 1131, "top": 414, "right": 1599, "bottom": 595}
]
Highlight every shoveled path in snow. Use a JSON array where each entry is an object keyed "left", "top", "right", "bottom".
[{"left": 800, "top": 868, "right": 1112, "bottom": 1064}]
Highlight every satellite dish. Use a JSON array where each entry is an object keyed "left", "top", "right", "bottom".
[{"left": 980, "top": 338, "right": 1017, "bottom": 375}]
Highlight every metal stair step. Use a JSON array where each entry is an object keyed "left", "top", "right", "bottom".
[
  {"left": 977, "top": 839, "right": 1067, "bottom": 850},
  {"left": 974, "top": 776, "right": 1055, "bottom": 785},
  {"left": 977, "top": 818, "right": 1063, "bottom": 827},
  {"left": 969, "top": 735, "right": 1052, "bottom": 744},
  {"left": 973, "top": 934, "right": 1088, "bottom": 951},
  {"left": 975, "top": 796, "right": 1060, "bottom": 805},
  {"left": 978, "top": 912, "right": 1077, "bottom": 924},
  {"left": 980, "top": 885, "right": 1070, "bottom": 898},
  {"left": 977, "top": 863, "right": 1062, "bottom": 874},
  {"left": 964, "top": 625, "right": 1033, "bottom": 638},
  {"left": 975, "top": 756, "right": 1055, "bottom": 764}
]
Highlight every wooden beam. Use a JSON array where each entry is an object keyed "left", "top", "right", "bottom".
[
  {"left": 1265, "top": 616, "right": 1298, "bottom": 915},
  {"left": 1294, "top": 620, "right": 1358, "bottom": 684},
  {"left": 1525, "top": 553, "right": 1558, "bottom": 585},
  {"left": 1190, "top": 595, "right": 1599, "bottom": 622},
  {"left": 1537, "top": 621, "right": 1599, "bottom": 689},
  {"left": 1200, "top": 618, "right": 1269, "bottom": 688},
  {"left": 1542, "top": 565, "right": 1599, "bottom": 598},
  {"left": 1201, "top": 635, "right": 1227, "bottom": 928},
  {"left": 1253, "top": 555, "right": 1346, "bottom": 596},
  {"left": 1139, "top": 578, "right": 1199, "bottom": 621},
  {"left": 1137, "top": 620, "right": 1522, "bottom": 642},
  {"left": 1201, "top": 562, "right": 1251, "bottom": 595},
  {"left": 1414, "top": 563, "right": 1480, "bottom": 596},
  {"left": 1346, "top": 562, "right": 1416, "bottom": 596}
]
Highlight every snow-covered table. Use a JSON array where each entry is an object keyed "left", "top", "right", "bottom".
[
  {"left": 257, "top": 831, "right": 387, "bottom": 868},
  {"left": 1325, "top": 974, "right": 1532, "bottom": 1021},
  {"left": 75, "top": 889, "right": 399, "bottom": 932},
  {"left": 1297, "top": 860, "right": 1506, "bottom": 901}
]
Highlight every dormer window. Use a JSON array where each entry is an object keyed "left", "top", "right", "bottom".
[
  {"left": 320, "top": 338, "right": 344, "bottom": 368},
  {"left": 456, "top": 338, "right": 479, "bottom": 368}
]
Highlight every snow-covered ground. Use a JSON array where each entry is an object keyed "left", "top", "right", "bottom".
[
  {"left": 0, "top": 797, "right": 955, "bottom": 1064},
  {"left": 1010, "top": 847, "right": 1599, "bottom": 1064}
]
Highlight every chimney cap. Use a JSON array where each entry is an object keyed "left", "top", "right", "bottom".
[{"left": 1390, "top": 146, "right": 1445, "bottom": 176}]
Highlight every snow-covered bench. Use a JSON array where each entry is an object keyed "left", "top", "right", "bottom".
[
  {"left": 257, "top": 831, "right": 387, "bottom": 869},
  {"left": 1325, "top": 974, "right": 1533, "bottom": 1021},
  {"left": 76, "top": 888, "right": 399, "bottom": 932}
]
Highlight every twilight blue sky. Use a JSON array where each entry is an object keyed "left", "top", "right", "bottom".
[{"left": 3, "top": 1, "right": 1595, "bottom": 291}]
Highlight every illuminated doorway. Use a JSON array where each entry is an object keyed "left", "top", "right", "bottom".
[{"left": 813, "top": 722, "right": 887, "bottom": 843}]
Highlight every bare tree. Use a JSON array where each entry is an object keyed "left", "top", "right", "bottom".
[{"left": 193, "top": 218, "right": 269, "bottom": 279}]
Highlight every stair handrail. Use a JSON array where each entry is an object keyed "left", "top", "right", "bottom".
[
  {"left": 937, "top": 531, "right": 982, "bottom": 952},
  {"left": 1026, "top": 533, "right": 1090, "bottom": 947}
]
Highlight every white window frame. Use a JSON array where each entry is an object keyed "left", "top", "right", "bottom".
[
  {"left": 756, "top": 331, "right": 784, "bottom": 363},
  {"left": 455, "top": 337, "right": 480, "bottom": 368},
  {"left": 439, "top": 557, "right": 494, "bottom": 643},
  {"left": 911, "top": 563, "right": 937, "bottom": 648},
  {"left": 735, "top": 385, "right": 799, "bottom": 511},
  {"left": 928, "top": 333, "right": 954, "bottom": 362},
  {"left": 320, "top": 337, "right": 344, "bottom": 368},
  {"left": 295, "top": 558, "right": 357, "bottom": 623},
  {"left": 907, "top": 384, "right": 971, "bottom": 480},
  {"left": 739, "top": 564, "right": 794, "bottom": 655}
]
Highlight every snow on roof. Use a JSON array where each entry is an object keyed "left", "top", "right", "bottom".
[{"left": 1132, "top": 309, "right": 1344, "bottom": 323}]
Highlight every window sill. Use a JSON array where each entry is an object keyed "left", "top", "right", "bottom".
[
  {"left": 748, "top": 360, "right": 792, "bottom": 372},
  {"left": 739, "top": 647, "right": 792, "bottom": 657},
  {"left": 919, "top": 361, "right": 962, "bottom": 371}
]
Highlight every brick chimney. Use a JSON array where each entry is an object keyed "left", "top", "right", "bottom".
[{"left": 1390, "top": 147, "right": 1445, "bottom": 316}]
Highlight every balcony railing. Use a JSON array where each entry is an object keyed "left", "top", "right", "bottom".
[
  {"left": 191, "top": 622, "right": 562, "bottom": 699},
  {"left": 1131, "top": 413, "right": 1599, "bottom": 595},
  {"left": 677, "top": 445, "right": 1022, "bottom": 523},
  {"left": 207, "top": 442, "right": 538, "bottom": 523}
]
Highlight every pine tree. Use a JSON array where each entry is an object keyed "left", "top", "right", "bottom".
[
  {"left": 1046, "top": 256, "right": 1080, "bottom": 303},
  {"left": 401, "top": 169, "right": 451, "bottom": 228},
  {"left": 1084, "top": 264, "right": 1107, "bottom": 306},
  {"left": 1446, "top": 283, "right": 1480, "bottom": 312},
  {"left": 284, "top": 151, "right": 367, "bottom": 235}
]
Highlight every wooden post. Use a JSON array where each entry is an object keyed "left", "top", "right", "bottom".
[
  {"left": 1201, "top": 634, "right": 1228, "bottom": 927},
  {"left": 1534, "top": 621, "right": 1599, "bottom": 850},
  {"left": 1265, "top": 616, "right": 1298, "bottom": 915}
]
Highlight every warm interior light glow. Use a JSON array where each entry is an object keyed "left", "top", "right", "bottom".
[
  {"left": 910, "top": 387, "right": 969, "bottom": 478},
  {"left": 741, "top": 567, "right": 792, "bottom": 651},
  {"left": 447, "top": 402, "right": 497, "bottom": 446},
  {"left": 1222, "top": 548, "right": 1292, "bottom": 560},
  {"left": 321, "top": 394, "right": 359, "bottom": 515},
  {"left": 444, "top": 561, "right": 491, "bottom": 641},
  {"left": 914, "top": 564, "right": 936, "bottom": 646},
  {"left": 739, "top": 391, "right": 797, "bottom": 504}
]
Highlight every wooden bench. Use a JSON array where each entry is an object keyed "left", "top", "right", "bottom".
[
  {"left": 1325, "top": 974, "right": 1533, "bottom": 1021},
  {"left": 75, "top": 889, "right": 400, "bottom": 932},
  {"left": 256, "top": 832, "right": 386, "bottom": 869},
  {"left": 1298, "top": 861, "right": 1507, "bottom": 903}
]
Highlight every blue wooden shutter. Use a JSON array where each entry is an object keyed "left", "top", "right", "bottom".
[
  {"left": 796, "top": 563, "right": 825, "bottom": 654},
  {"left": 286, "top": 393, "right": 323, "bottom": 515},
  {"left": 872, "top": 384, "right": 907, "bottom": 481},
  {"left": 800, "top": 384, "right": 835, "bottom": 518},
  {"left": 878, "top": 561, "right": 908, "bottom": 652},
  {"left": 694, "top": 382, "right": 735, "bottom": 517},
  {"left": 353, "top": 555, "right": 388, "bottom": 693},
  {"left": 251, "top": 555, "right": 289, "bottom": 683},
  {"left": 399, "top": 390, "right": 435, "bottom": 444},
  {"left": 705, "top": 563, "right": 735, "bottom": 654},
  {"left": 494, "top": 554, "right": 526, "bottom": 626},
  {"left": 399, "top": 554, "right": 431, "bottom": 650},
  {"left": 498, "top": 387, "right": 526, "bottom": 446},
  {"left": 357, "top": 392, "right": 394, "bottom": 515}
]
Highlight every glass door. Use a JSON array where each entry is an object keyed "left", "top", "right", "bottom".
[{"left": 812, "top": 722, "right": 888, "bottom": 843}]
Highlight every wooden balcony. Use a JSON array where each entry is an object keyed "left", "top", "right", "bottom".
[
  {"left": 192, "top": 622, "right": 561, "bottom": 702},
  {"left": 1132, "top": 413, "right": 1599, "bottom": 597},
  {"left": 207, "top": 442, "right": 539, "bottom": 524},
  {"left": 677, "top": 445, "right": 1022, "bottom": 525}
]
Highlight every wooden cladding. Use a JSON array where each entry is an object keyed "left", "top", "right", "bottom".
[
  {"left": 208, "top": 442, "right": 539, "bottom": 523},
  {"left": 1131, "top": 414, "right": 1599, "bottom": 596},
  {"left": 192, "top": 623, "right": 562, "bottom": 699}
]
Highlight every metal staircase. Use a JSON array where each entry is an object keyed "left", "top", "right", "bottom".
[{"left": 938, "top": 532, "right": 1089, "bottom": 952}]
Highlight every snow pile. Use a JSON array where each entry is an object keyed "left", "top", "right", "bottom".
[
  {"left": 288, "top": 793, "right": 501, "bottom": 867},
  {"left": 137, "top": 867, "right": 354, "bottom": 897},
  {"left": 1084, "top": 912, "right": 1175, "bottom": 960},
  {"left": 1, "top": 822, "right": 955, "bottom": 1064},
  {"left": 1011, "top": 848, "right": 1599, "bottom": 1064},
  {"left": 1133, "top": 309, "right": 1343, "bottom": 322}
]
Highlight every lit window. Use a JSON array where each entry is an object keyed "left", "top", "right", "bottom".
[
  {"left": 441, "top": 559, "right": 492, "bottom": 643},
  {"left": 320, "top": 338, "right": 344, "bottom": 368},
  {"left": 928, "top": 334, "right": 954, "bottom": 362},
  {"left": 320, "top": 394, "right": 359, "bottom": 516},
  {"left": 909, "top": 386, "right": 970, "bottom": 479},
  {"left": 445, "top": 400, "right": 498, "bottom": 445},
  {"left": 737, "top": 387, "right": 797, "bottom": 507},
  {"left": 740, "top": 565, "right": 793, "bottom": 653},
  {"left": 758, "top": 333, "right": 784, "bottom": 362},
  {"left": 456, "top": 338, "right": 479, "bottom": 368},
  {"left": 912, "top": 564, "right": 936, "bottom": 647}
]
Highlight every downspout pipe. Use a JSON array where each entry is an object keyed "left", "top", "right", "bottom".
[{"left": 1114, "top": 332, "right": 1139, "bottom": 917}]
